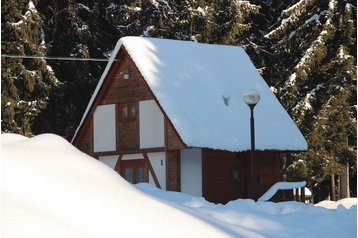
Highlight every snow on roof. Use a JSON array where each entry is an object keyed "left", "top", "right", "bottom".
[{"left": 74, "top": 36, "right": 307, "bottom": 152}]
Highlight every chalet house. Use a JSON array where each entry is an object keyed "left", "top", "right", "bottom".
[{"left": 72, "top": 36, "right": 307, "bottom": 204}]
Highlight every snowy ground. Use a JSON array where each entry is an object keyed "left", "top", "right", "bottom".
[{"left": 2, "top": 134, "right": 357, "bottom": 238}]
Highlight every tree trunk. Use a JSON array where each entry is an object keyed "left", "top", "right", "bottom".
[
  {"left": 331, "top": 174, "right": 336, "bottom": 201},
  {"left": 340, "top": 162, "right": 350, "bottom": 198},
  {"left": 337, "top": 177, "right": 341, "bottom": 200}
]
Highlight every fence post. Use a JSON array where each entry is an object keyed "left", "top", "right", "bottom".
[{"left": 300, "top": 187, "right": 305, "bottom": 203}]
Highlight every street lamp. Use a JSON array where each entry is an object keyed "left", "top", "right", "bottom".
[{"left": 243, "top": 90, "right": 260, "bottom": 200}]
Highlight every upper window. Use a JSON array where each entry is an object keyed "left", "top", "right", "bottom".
[
  {"left": 120, "top": 70, "right": 131, "bottom": 80},
  {"left": 119, "top": 103, "right": 136, "bottom": 121}
]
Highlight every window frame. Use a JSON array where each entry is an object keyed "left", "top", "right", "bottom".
[{"left": 118, "top": 102, "right": 137, "bottom": 122}]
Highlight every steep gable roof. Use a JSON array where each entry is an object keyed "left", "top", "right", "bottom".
[{"left": 73, "top": 36, "right": 307, "bottom": 152}]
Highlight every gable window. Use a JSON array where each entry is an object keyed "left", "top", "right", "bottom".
[
  {"left": 119, "top": 70, "right": 131, "bottom": 80},
  {"left": 121, "top": 106, "right": 128, "bottom": 118},
  {"left": 119, "top": 102, "right": 137, "bottom": 121}
]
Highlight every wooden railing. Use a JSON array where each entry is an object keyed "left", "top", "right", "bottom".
[{"left": 258, "top": 181, "right": 307, "bottom": 203}]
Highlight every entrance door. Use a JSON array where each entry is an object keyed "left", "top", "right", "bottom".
[{"left": 120, "top": 159, "right": 148, "bottom": 184}]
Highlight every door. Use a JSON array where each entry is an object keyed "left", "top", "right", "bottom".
[{"left": 120, "top": 159, "right": 148, "bottom": 184}]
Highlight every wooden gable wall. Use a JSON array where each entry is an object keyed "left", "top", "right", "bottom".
[{"left": 74, "top": 47, "right": 185, "bottom": 157}]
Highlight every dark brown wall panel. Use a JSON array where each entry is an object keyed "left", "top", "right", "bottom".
[
  {"left": 166, "top": 150, "right": 181, "bottom": 191},
  {"left": 202, "top": 149, "right": 248, "bottom": 204},
  {"left": 202, "top": 149, "right": 283, "bottom": 204},
  {"left": 76, "top": 119, "right": 93, "bottom": 155}
]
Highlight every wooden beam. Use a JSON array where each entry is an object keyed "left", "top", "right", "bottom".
[
  {"left": 143, "top": 153, "right": 161, "bottom": 189},
  {"left": 114, "top": 154, "right": 123, "bottom": 173},
  {"left": 94, "top": 147, "right": 165, "bottom": 157}
]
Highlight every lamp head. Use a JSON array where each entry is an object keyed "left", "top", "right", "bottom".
[{"left": 243, "top": 90, "right": 260, "bottom": 106}]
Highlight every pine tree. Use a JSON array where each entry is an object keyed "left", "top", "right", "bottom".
[
  {"left": 263, "top": 0, "right": 357, "bottom": 201},
  {"left": 1, "top": 0, "right": 58, "bottom": 136},
  {"left": 32, "top": 0, "right": 262, "bottom": 139}
]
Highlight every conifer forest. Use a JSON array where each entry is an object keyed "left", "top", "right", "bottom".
[{"left": 1, "top": 0, "right": 357, "bottom": 202}]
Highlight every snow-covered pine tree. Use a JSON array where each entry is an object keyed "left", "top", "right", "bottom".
[
  {"left": 1, "top": 0, "right": 58, "bottom": 136},
  {"left": 30, "top": 0, "right": 262, "bottom": 139},
  {"left": 263, "top": 0, "right": 356, "bottom": 201}
]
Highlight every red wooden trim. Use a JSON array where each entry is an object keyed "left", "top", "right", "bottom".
[
  {"left": 143, "top": 153, "right": 161, "bottom": 189},
  {"left": 114, "top": 154, "right": 123, "bottom": 173}
]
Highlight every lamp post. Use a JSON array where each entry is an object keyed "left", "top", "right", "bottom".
[{"left": 243, "top": 90, "right": 260, "bottom": 200}]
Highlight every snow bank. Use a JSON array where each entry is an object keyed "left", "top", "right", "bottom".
[
  {"left": 2, "top": 133, "right": 356, "bottom": 238},
  {"left": 137, "top": 183, "right": 357, "bottom": 238},
  {"left": 1, "top": 134, "right": 231, "bottom": 238},
  {"left": 315, "top": 198, "right": 357, "bottom": 209}
]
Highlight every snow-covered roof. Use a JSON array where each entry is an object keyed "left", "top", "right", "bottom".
[{"left": 74, "top": 36, "right": 307, "bottom": 152}]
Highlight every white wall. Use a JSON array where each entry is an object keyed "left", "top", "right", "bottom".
[
  {"left": 180, "top": 148, "right": 202, "bottom": 197},
  {"left": 93, "top": 104, "right": 116, "bottom": 152},
  {"left": 148, "top": 152, "right": 166, "bottom": 189},
  {"left": 139, "top": 100, "right": 164, "bottom": 149},
  {"left": 98, "top": 155, "right": 118, "bottom": 169}
]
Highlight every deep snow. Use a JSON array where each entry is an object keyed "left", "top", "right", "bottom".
[{"left": 2, "top": 134, "right": 356, "bottom": 237}]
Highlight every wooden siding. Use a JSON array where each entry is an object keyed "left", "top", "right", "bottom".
[
  {"left": 98, "top": 50, "right": 153, "bottom": 105},
  {"left": 255, "top": 151, "right": 283, "bottom": 198},
  {"left": 202, "top": 149, "right": 282, "bottom": 204},
  {"left": 202, "top": 149, "right": 248, "bottom": 204},
  {"left": 116, "top": 103, "right": 139, "bottom": 150},
  {"left": 165, "top": 121, "right": 186, "bottom": 150},
  {"left": 76, "top": 118, "right": 93, "bottom": 155},
  {"left": 166, "top": 150, "right": 181, "bottom": 191}
]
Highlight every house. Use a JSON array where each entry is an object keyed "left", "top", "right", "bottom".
[{"left": 72, "top": 36, "right": 307, "bottom": 204}]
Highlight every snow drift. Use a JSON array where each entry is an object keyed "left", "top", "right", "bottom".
[
  {"left": 2, "top": 133, "right": 356, "bottom": 238},
  {"left": 1, "top": 133, "right": 230, "bottom": 238}
]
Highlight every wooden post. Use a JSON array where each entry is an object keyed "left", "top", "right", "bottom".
[
  {"left": 300, "top": 187, "right": 305, "bottom": 203},
  {"left": 295, "top": 188, "right": 299, "bottom": 201},
  {"left": 114, "top": 154, "right": 123, "bottom": 173}
]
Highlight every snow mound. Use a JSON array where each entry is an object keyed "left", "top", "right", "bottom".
[
  {"left": 1, "top": 133, "right": 230, "bottom": 238},
  {"left": 315, "top": 198, "right": 357, "bottom": 209},
  {"left": 136, "top": 182, "right": 356, "bottom": 237},
  {"left": 2, "top": 133, "right": 356, "bottom": 238}
]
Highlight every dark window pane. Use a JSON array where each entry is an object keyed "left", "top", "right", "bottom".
[
  {"left": 130, "top": 106, "right": 136, "bottom": 117},
  {"left": 124, "top": 168, "right": 133, "bottom": 183},
  {"left": 136, "top": 167, "right": 145, "bottom": 183},
  {"left": 121, "top": 107, "right": 128, "bottom": 118}
]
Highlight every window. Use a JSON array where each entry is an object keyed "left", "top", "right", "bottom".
[
  {"left": 233, "top": 170, "right": 240, "bottom": 181},
  {"left": 121, "top": 106, "right": 128, "bottom": 118},
  {"left": 119, "top": 103, "right": 137, "bottom": 121},
  {"left": 119, "top": 70, "right": 131, "bottom": 80},
  {"left": 121, "top": 160, "right": 148, "bottom": 184}
]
